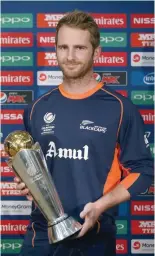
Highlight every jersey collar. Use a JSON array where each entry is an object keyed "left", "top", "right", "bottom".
[{"left": 58, "top": 82, "right": 103, "bottom": 99}]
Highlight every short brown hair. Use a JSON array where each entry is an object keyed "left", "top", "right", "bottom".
[{"left": 55, "top": 10, "right": 100, "bottom": 50}]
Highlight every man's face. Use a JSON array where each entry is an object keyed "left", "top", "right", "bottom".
[{"left": 56, "top": 25, "right": 98, "bottom": 79}]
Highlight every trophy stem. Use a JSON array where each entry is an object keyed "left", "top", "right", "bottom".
[{"left": 47, "top": 216, "right": 82, "bottom": 244}]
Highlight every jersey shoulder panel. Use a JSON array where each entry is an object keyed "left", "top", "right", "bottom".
[
  {"left": 29, "top": 87, "right": 59, "bottom": 120},
  {"left": 102, "top": 85, "right": 140, "bottom": 117}
]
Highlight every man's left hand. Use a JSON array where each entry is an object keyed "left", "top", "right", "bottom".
[{"left": 77, "top": 202, "right": 101, "bottom": 238}]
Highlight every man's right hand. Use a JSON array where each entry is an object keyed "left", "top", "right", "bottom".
[{"left": 14, "top": 177, "right": 33, "bottom": 201}]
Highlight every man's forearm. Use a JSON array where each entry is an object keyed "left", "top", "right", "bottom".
[{"left": 94, "top": 183, "right": 131, "bottom": 215}]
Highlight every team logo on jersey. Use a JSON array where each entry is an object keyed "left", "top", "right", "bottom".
[
  {"left": 80, "top": 120, "right": 107, "bottom": 133},
  {"left": 44, "top": 112, "right": 56, "bottom": 123}
]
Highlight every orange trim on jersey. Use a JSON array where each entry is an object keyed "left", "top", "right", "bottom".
[
  {"left": 120, "top": 173, "right": 140, "bottom": 189},
  {"left": 117, "top": 146, "right": 131, "bottom": 177},
  {"left": 31, "top": 222, "right": 36, "bottom": 247},
  {"left": 58, "top": 82, "right": 103, "bottom": 99},
  {"left": 30, "top": 88, "right": 58, "bottom": 121},
  {"left": 101, "top": 88, "right": 123, "bottom": 138},
  {"left": 103, "top": 147, "right": 122, "bottom": 195}
]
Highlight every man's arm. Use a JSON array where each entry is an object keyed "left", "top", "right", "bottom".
[
  {"left": 78, "top": 100, "right": 153, "bottom": 237},
  {"left": 78, "top": 183, "right": 130, "bottom": 237}
]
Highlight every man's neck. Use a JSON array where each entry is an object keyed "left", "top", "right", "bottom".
[{"left": 62, "top": 71, "right": 98, "bottom": 94}]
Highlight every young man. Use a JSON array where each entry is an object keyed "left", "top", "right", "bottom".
[{"left": 15, "top": 10, "right": 153, "bottom": 256}]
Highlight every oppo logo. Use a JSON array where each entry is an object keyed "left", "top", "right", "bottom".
[
  {"left": 1, "top": 55, "right": 30, "bottom": 63},
  {"left": 116, "top": 224, "right": 124, "bottom": 229},
  {"left": 1, "top": 242, "right": 22, "bottom": 250},
  {"left": 0, "top": 17, "right": 30, "bottom": 24},
  {"left": 100, "top": 36, "right": 124, "bottom": 43},
  {"left": 133, "top": 93, "right": 154, "bottom": 101}
]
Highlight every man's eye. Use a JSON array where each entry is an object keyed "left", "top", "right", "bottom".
[
  {"left": 59, "top": 46, "right": 67, "bottom": 50},
  {"left": 76, "top": 46, "right": 85, "bottom": 50}
]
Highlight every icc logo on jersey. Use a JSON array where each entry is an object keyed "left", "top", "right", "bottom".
[{"left": 44, "top": 112, "right": 56, "bottom": 123}]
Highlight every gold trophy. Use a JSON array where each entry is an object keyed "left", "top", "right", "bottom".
[{"left": 4, "top": 130, "right": 81, "bottom": 244}]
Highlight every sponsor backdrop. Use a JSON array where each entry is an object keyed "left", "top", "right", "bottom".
[{"left": 0, "top": 1, "right": 154, "bottom": 255}]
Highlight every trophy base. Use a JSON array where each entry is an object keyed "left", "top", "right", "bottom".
[{"left": 48, "top": 216, "right": 82, "bottom": 244}]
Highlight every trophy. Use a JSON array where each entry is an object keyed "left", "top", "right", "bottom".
[{"left": 4, "top": 130, "right": 81, "bottom": 244}]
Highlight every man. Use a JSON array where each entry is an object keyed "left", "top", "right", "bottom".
[{"left": 15, "top": 10, "right": 153, "bottom": 256}]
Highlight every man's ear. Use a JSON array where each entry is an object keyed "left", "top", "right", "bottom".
[{"left": 93, "top": 46, "right": 101, "bottom": 61}]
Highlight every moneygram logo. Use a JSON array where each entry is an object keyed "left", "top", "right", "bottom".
[
  {"left": 37, "top": 13, "right": 64, "bottom": 28},
  {"left": 131, "top": 201, "right": 154, "bottom": 215},
  {"left": 0, "top": 14, "right": 33, "bottom": 28},
  {"left": 37, "top": 32, "right": 55, "bottom": 47},
  {"left": 1, "top": 110, "right": 24, "bottom": 124},
  {"left": 131, "top": 33, "right": 155, "bottom": 47},
  {"left": 100, "top": 33, "right": 127, "bottom": 47},
  {"left": 0, "top": 71, "right": 33, "bottom": 86},
  {"left": 139, "top": 110, "right": 154, "bottom": 124},
  {"left": 93, "top": 71, "right": 127, "bottom": 86},
  {"left": 0, "top": 32, "right": 33, "bottom": 47},
  {"left": 1, "top": 52, "right": 33, "bottom": 66},
  {"left": 0, "top": 91, "right": 33, "bottom": 104},
  {"left": 131, "top": 52, "right": 154, "bottom": 66},
  {"left": 131, "top": 220, "right": 154, "bottom": 235},
  {"left": 38, "top": 52, "right": 58, "bottom": 66},
  {"left": 131, "top": 14, "right": 155, "bottom": 28},
  {"left": 0, "top": 220, "right": 29, "bottom": 234},
  {"left": 94, "top": 52, "right": 127, "bottom": 66},
  {"left": 1, "top": 201, "right": 32, "bottom": 215},
  {"left": 91, "top": 13, "right": 127, "bottom": 28},
  {"left": 1, "top": 239, "right": 23, "bottom": 254},
  {"left": 0, "top": 162, "right": 14, "bottom": 177},
  {"left": 0, "top": 182, "right": 22, "bottom": 196},
  {"left": 37, "top": 71, "right": 63, "bottom": 85},
  {"left": 131, "top": 91, "right": 154, "bottom": 105},
  {"left": 116, "top": 220, "right": 127, "bottom": 235},
  {"left": 116, "top": 240, "right": 127, "bottom": 253},
  {"left": 132, "top": 240, "right": 154, "bottom": 254}
]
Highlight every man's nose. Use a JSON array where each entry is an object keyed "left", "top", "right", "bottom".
[{"left": 67, "top": 48, "right": 75, "bottom": 61}]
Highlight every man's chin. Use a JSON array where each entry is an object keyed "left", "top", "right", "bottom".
[{"left": 63, "top": 71, "right": 82, "bottom": 79}]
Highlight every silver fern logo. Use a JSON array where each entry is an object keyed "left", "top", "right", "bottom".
[
  {"left": 80, "top": 120, "right": 107, "bottom": 133},
  {"left": 81, "top": 120, "right": 94, "bottom": 126},
  {"left": 44, "top": 112, "right": 56, "bottom": 124}
]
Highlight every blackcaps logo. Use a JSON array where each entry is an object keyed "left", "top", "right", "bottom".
[{"left": 44, "top": 112, "right": 56, "bottom": 124}]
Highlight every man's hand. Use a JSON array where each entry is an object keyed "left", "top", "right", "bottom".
[
  {"left": 14, "top": 177, "right": 33, "bottom": 201},
  {"left": 77, "top": 184, "right": 131, "bottom": 238},
  {"left": 77, "top": 202, "right": 101, "bottom": 238}
]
